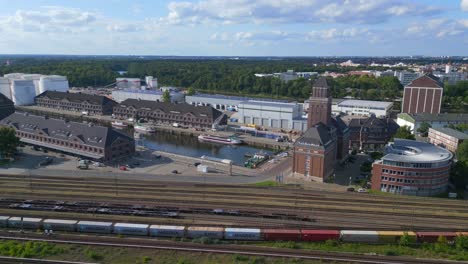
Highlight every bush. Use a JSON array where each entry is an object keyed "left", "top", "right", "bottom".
[
  {"left": 141, "top": 256, "right": 151, "bottom": 264},
  {"left": 85, "top": 248, "right": 102, "bottom": 260},
  {"left": 324, "top": 239, "right": 339, "bottom": 247},
  {"left": 456, "top": 236, "right": 468, "bottom": 251},
  {"left": 233, "top": 254, "right": 250, "bottom": 261},
  {"left": 399, "top": 232, "right": 412, "bottom": 247},
  {"left": 385, "top": 249, "right": 399, "bottom": 256}
]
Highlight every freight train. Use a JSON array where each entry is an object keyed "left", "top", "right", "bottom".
[{"left": 2, "top": 215, "right": 467, "bottom": 244}]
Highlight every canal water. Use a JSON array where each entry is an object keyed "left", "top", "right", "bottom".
[{"left": 134, "top": 131, "right": 273, "bottom": 166}]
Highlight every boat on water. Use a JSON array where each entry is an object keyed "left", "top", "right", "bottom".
[
  {"left": 197, "top": 134, "right": 243, "bottom": 145},
  {"left": 111, "top": 121, "right": 127, "bottom": 128},
  {"left": 134, "top": 125, "right": 156, "bottom": 133}
]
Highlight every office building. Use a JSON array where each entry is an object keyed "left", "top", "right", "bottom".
[
  {"left": 395, "top": 71, "right": 422, "bottom": 86},
  {"left": 332, "top": 99, "right": 393, "bottom": 118},
  {"left": 371, "top": 139, "right": 452, "bottom": 196},
  {"left": 428, "top": 127, "right": 468, "bottom": 153},
  {"left": 401, "top": 74, "right": 443, "bottom": 114}
]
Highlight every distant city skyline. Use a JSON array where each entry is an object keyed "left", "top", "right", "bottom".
[{"left": 0, "top": 0, "right": 466, "bottom": 56}]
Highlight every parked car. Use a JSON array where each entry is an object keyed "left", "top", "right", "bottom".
[
  {"left": 346, "top": 187, "right": 355, "bottom": 192},
  {"left": 357, "top": 188, "right": 369, "bottom": 193},
  {"left": 39, "top": 157, "right": 53, "bottom": 167},
  {"left": 194, "top": 162, "right": 201, "bottom": 167},
  {"left": 119, "top": 166, "right": 127, "bottom": 171},
  {"left": 171, "top": 170, "right": 178, "bottom": 174}
]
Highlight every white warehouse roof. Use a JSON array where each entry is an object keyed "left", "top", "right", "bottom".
[
  {"left": 337, "top": 99, "right": 393, "bottom": 110},
  {"left": 239, "top": 100, "right": 298, "bottom": 109}
]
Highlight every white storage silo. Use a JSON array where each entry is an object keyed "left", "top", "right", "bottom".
[
  {"left": 145, "top": 76, "right": 158, "bottom": 89},
  {"left": 0, "top": 78, "right": 11, "bottom": 100},
  {"left": 39, "top": 75, "right": 69, "bottom": 94},
  {"left": 11, "top": 79, "right": 36, "bottom": 105}
]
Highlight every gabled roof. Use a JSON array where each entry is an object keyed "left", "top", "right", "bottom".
[
  {"left": 294, "top": 123, "right": 333, "bottom": 149},
  {"left": 331, "top": 116, "right": 349, "bottom": 135},
  {"left": 406, "top": 74, "right": 443, "bottom": 88},
  {"left": 313, "top": 77, "right": 329, "bottom": 88},
  {"left": 36, "top": 91, "right": 116, "bottom": 106},
  {"left": 0, "top": 112, "right": 133, "bottom": 148},
  {"left": 117, "top": 99, "right": 222, "bottom": 119},
  {"left": 348, "top": 116, "right": 399, "bottom": 131}
]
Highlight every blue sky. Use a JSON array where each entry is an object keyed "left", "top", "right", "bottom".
[{"left": 0, "top": 0, "right": 466, "bottom": 56}]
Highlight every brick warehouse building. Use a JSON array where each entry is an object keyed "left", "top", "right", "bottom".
[
  {"left": 113, "top": 99, "right": 227, "bottom": 129},
  {"left": 401, "top": 74, "right": 443, "bottom": 114},
  {"left": 0, "top": 93, "right": 14, "bottom": 120},
  {"left": 293, "top": 78, "right": 349, "bottom": 182},
  {"left": 371, "top": 139, "right": 452, "bottom": 196},
  {"left": 348, "top": 116, "right": 400, "bottom": 152},
  {"left": 0, "top": 112, "right": 134, "bottom": 161},
  {"left": 35, "top": 91, "right": 117, "bottom": 115}
]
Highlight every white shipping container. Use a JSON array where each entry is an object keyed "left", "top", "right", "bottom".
[
  {"left": 225, "top": 228, "right": 261, "bottom": 240},
  {"left": 150, "top": 225, "right": 185, "bottom": 237},
  {"left": 340, "top": 230, "right": 379, "bottom": 243},
  {"left": 187, "top": 226, "right": 223, "bottom": 239},
  {"left": 113, "top": 223, "right": 149, "bottom": 236}
]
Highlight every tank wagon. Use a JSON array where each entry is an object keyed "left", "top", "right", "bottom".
[{"left": 0, "top": 215, "right": 467, "bottom": 244}]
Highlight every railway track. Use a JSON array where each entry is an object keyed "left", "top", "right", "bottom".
[{"left": 0, "top": 232, "right": 463, "bottom": 264}]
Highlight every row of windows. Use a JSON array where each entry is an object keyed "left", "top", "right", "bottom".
[
  {"left": 382, "top": 160, "right": 451, "bottom": 168},
  {"left": 382, "top": 168, "right": 449, "bottom": 177},
  {"left": 17, "top": 131, "right": 104, "bottom": 154},
  {"left": 115, "top": 109, "right": 210, "bottom": 123},
  {"left": 38, "top": 100, "right": 103, "bottom": 110},
  {"left": 380, "top": 183, "right": 446, "bottom": 193},
  {"left": 381, "top": 176, "right": 447, "bottom": 185}
]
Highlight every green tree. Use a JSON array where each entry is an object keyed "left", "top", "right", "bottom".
[
  {"left": 162, "top": 90, "right": 171, "bottom": 103},
  {"left": 456, "top": 140, "right": 468, "bottom": 163},
  {"left": 392, "top": 126, "right": 416, "bottom": 141},
  {"left": 450, "top": 161, "right": 468, "bottom": 191},
  {"left": 0, "top": 127, "right": 20, "bottom": 159},
  {"left": 187, "top": 87, "right": 195, "bottom": 96},
  {"left": 417, "top": 122, "right": 432, "bottom": 137}
]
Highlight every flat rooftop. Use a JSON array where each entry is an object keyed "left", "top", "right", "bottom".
[
  {"left": 239, "top": 100, "right": 298, "bottom": 109},
  {"left": 383, "top": 139, "right": 452, "bottom": 163},
  {"left": 336, "top": 99, "right": 393, "bottom": 109},
  {"left": 187, "top": 93, "right": 289, "bottom": 103},
  {"left": 398, "top": 113, "right": 468, "bottom": 123}
]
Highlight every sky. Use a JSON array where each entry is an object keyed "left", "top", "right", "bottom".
[{"left": 0, "top": 0, "right": 466, "bottom": 56}]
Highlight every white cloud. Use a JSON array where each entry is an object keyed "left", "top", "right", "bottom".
[
  {"left": 107, "top": 23, "right": 142, "bottom": 32},
  {"left": 4, "top": 6, "right": 97, "bottom": 33},
  {"left": 462, "top": 0, "right": 468, "bottom": 11},
  {"left": 405, "top": 18, "right": 468, "bottom": 39},
  {"left": 159, "top": 0, "right": 442, "bottom": 25}
]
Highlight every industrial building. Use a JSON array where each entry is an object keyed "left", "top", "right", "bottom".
[
  {"left": 428, "top": 127, "right": 468, "bottom": 153},
  {"left": 185, "top": 93, "right": 288, "bottom": 111},
  {"left": 237, "top": 101, "right": 303, "bottom": 131},
  {"left": 0, "top": 73, "right": 69, "bottom": 106},
  {"left": 116, "top": 78, "right": 141, "bottom": 89},
  {"left": 112, "top": 89, "right": 185, "bottom": 103},
  {"left": 113, "top": 99, "right": 227, "bottom": 129},
  {"left": 332, "top": 99, "right": 393, "bottom": 118},
  {"left": 371, "top": 139, "right": 452, "bottom": 196},
  {"left": 0, "top": 112, "right": 135, "bottom": 161},
  {"left": 402, "top": 74, "right": 443, "bottom": 115},
  {"left": 0, "top": 93, "right": 14, "bottom": 120},
  {"left": 35, "top": 91, "right": 117, "bottom": 116},
  {"left": 397, "top": 113, "right": 468, "bottom": 133}
]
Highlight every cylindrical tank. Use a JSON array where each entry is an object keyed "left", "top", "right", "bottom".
[{"left": 11, "top": 79, "right": 36, "bottom": 105}]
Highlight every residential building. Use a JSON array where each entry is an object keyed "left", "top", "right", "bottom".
[
  {"left": 0, "top": 112, "right": 135, "bottom": 161},
  {"left": 293, "top": 78, "right": 349, "bottom": 182},
  {"left": 332, "top": 99, "right": 393, "bottom": 118},
  {"left": 0, "top": 93, "right": 14, "bottom": 120},
  {"left": 397, "top": 113, "right": 468, "bottom": 133},
  {"left": 112, "top": 89, "right": 185, "bottom": 104},
  {"left": 348, "top": 116, "right": 399, "bottom": 152},
  {"left": 35, "top": 91, "right": 117, "bottom": 116},
  {"left": 371, "top": 139, "right": 452, "bottom": 196},
  {"left": 113, "top": 99, "right": 226, "bottom": 129},
  {"left": 428, "top": 127, "right": 468, "bottom": 153},
  {"left": 255, "top": 70, "right": 317, "bottom": 82},
  {"left": 433, "top": 71, "right": 468, "bottom": 85},
  {"left": 401, "top": 74, "right": 443, "bottom": 114}
]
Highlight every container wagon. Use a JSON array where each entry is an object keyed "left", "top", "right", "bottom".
[
  {"left": 150, "top": 225, "right": 185, "bottom": 238},
  {"left": 224, "top": 228, "right": 261, "bottom": 240},
  {"left": 113, "top": 223, "right": 149, "bottom": 236},
  {"left": 377, "top": 231, "right": 417, "bottom": 243},
  {"left": 0, "top": 216, "right": 9, "bottom": 227},
  {"left": 301, "top": 230, "right": 340, "bottom": 242},
  {"left": 416, "top": 232, "right": 457, "bottom": 243},
  {"left": 78, "top": 221, "right": 113, "bottom": 234},
  {"left": 43, "top": 219, "right": 77, "bottom": 232},
  {"left": 7, "top": 217, "right": 42, "bottom": 229},
  {"left": 340, "top": 230, "right": 379, "bottom": 243},
  {"left": 263, "top": 229, "right": 301, "bottom": 241},
  {"left": 186, "top": 227, "right": 223, "bottom": 239}
]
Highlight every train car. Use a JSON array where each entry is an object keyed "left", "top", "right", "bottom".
[
  {"left": 150, "top": 225, "right": 185, "bottom": 238},
  {"left": 0, "top": 216, "right": 9, "bottom": 227},
  {"left": 43, "top": 219, "right": 77, "bottom": 232},
  {"left": 416, "top": 232, "right": 458, "bottom": 243},
  {"left": 186, "top": 226, "right": 224, "bottom": 239},
  {"left": 262, "top": 229, "right": 301, "bottom": 241},
  {"left": 340, "top": 230, "right": 379, "bottom": 243},
  {"left": 113, "top": 223, "right": 149, "bottom": 236},
  {"left": 224, "top": 228, "right": 261, "bottom": 240},
  {"left": 301, "top": 230, "right": 340, "bottom": 242},
  {"left": 7, "top": 217, "right": 42, "bottom": 229},
  {"left": 377, "top": 231, "right": 416, "bottom": 243},
  {"left": 78, "top": 221, "right": 113, "bottom": 234}
]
